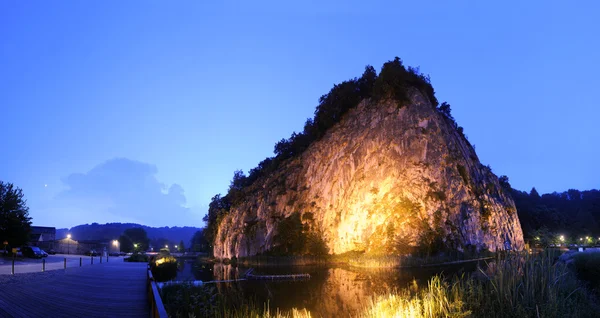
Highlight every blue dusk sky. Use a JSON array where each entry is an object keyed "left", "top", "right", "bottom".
[{"left": 1, "top": 1, "right": 598, "bottom": 228}]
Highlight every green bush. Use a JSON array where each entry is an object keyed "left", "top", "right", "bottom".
[
  {"left": 457, "top": 164, "right": 469, "bottom": 184},
  {"left": 124, "top": 253, "right": 148, "bottom": 262},
  {"left": 159, "top": 248, "right": 170, "bottom": 255},
  {"left": 572, "top": 252, "right": 600, "bottom": 293},
  {"left": 150, "top": 255, "right": 178, "bottom": 282},
  {"left": 160, "top": 283, "right": 218, "bottom": 317}
]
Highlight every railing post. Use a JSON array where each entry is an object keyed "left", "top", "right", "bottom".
[
  {"left": 64, "top": 258, "right": 67, "bottom": 269},
  {"left": 42, "top": 258, "right": 45, "bottom": 272},
  {"left": 11, "top": 258, "right": 15, "bottom": 275},
  {"left": 91, "top": 256, "right": 94, "bottom": 265},
  {"left": 100, "top": 256, "right": 102, "bottom": 263},
  {"left": 80, "top": 257, "right": 82, "bottom": 267}
]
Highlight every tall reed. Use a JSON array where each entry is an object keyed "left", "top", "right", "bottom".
[{"left": 361, "top": 251, "right": 597, "bottom": 318}]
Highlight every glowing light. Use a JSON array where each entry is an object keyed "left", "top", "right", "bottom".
[
  {"left": 112, "top": 240, "right": 118, "bottom": 246},
  {"left": 155, "top": 258, "right": 165, "bottom": 265},
  {"left": 134, "top": 243, "right": 138, "bottom": 248},
  {"left": 559, "top": 235, "right": 564, "bottom": 241},
  {"left": 580, "top": 238, "right": 583, "bottom": 241},
  {"left": 165, "top": 245, "right": 168, "bottom": 248},
  {"left": 67, "top": 234, "right": 71, "bottom": 239}
]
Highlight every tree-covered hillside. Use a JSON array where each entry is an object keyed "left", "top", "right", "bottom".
[
  {"left": 56, "top": 223, "right": 201, "bottom": 248},
  {"left": 511, "top": 186, "right": 600, "bottom": 243}
]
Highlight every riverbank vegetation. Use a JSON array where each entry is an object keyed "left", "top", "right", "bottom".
[
  {"left": 362, "top": 251, "right": 598, "bottom": 318},
  {"left": 160, "top": 251, "right": 600, "bottom": 317}
]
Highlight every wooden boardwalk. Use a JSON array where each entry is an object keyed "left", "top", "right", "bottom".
[{"left": 0, "top": 261, "right": 149, "bottom": 318}]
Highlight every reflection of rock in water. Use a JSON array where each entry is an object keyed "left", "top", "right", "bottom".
[
  {"left": 319, "top": 268, "right": 367, "bottom": 315},
  {"left": 317, "top": 267, "right": 416, "bottom": 316},
  {"left": 212, "top": 263, "right": 241, "bottom": 281}
]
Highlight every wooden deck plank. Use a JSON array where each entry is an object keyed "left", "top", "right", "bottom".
[{"left": 0, "top": 261, "right": 149, "bottom": 317}]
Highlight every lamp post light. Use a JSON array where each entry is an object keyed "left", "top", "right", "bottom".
[
  {"left": 133, "top": 243, "right": 138, "bottom": 252},
  {"left": 67, "top": 234, "right": 71, "bottom": 254},
  {"left": 112, "top": 240, "right": 119, "bottom": 253}
]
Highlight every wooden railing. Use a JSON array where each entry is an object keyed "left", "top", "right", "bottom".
[{"left": 147, "top": 268, "right": 168, "bottom": 318}]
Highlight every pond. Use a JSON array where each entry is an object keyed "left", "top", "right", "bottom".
[{"left": 172, "top": 259, "right": 483, "bottom": 317}]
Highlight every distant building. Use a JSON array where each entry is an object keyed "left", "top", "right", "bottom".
[
  {"left": 55, "top": 238, "right": 109, "bottom": 255},
  {"left": 29, "top": 226, "right": 56, "bottom": 250}
]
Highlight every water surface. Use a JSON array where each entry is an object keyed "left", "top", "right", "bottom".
[{"left": 175, "top": 259, "right": 482, "bottom": 317}]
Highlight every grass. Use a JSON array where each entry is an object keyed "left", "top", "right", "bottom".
[
  {"left": 160, "top": 282, "right": 312, "bottom": 318},
  {"left": 361, "top": 276, "right": 471, "bottom": 318},
  {"left": 361, "top": 251, "right": 598, "bottom": 318}
]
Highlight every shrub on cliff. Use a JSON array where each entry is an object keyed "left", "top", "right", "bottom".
[
  {"left": 372, "top": 57, "right": 437, "bottom": 107},
  {"left": 269, "top": 212, "right": 328, "bottom": 256}
]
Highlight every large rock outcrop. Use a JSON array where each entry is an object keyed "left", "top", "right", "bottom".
[{"left": 214, "top": 91, "right": 524, "bottom": 258}]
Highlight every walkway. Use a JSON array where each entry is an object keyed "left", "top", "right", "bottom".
[{"left": 0, "top": 261, "right": 149, "bottom": 317}]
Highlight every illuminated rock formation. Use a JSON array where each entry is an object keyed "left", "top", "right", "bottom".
[{"left": 213, "top": 90, "right": 524, "bottom": 258}]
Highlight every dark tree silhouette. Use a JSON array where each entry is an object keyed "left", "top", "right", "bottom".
[
  {"left": 0, "top": 181, "right": 32, "bottom": 248},
  {"left": 191, "top": 229, "right": 208, "bottom": 252},
  {"left": 118, "top": 234, "right": 133, "bottom": 253},
  {"left": 513, "top": 188, "right": 600, "bottom": 241},
  {"left": 122, "top": 227, "right": 150, "bottom": 251}
]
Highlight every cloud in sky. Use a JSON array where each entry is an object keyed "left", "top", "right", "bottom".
[{"left": 47, "top": 158, "right": 203, "bottom": 228}]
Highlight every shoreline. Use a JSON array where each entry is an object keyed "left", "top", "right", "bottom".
[{"left": 199, "top": 253, "right": 497, "bottom": 269}]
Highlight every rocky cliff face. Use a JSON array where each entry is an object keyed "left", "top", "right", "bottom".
[{"left": 214, "top": 91, "right": 524, "bottom": 258}]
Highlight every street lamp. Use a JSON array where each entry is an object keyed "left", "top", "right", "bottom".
[
  {"left": 67, "top": 234, "right": 71, "bottom": 254},
  {"left": 165, "top": 245, "right": 168, "bottom": 249},
  {"left": 112, "top": 240, "right": 119, "bottom": 253},
  {"left": 134, "top": 243, "right": 138, "bottom": 252}
]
